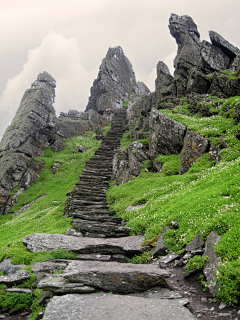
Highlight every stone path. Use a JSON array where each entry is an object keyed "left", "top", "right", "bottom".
[{"left": 21, "top": 109, "right": 197, "bottom": 319}]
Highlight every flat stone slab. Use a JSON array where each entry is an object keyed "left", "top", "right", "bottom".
[
  {"left": 38, "top": 260, "right": 170, "bottom": 293},
  {"left": 42, "top": 293, "right": 197, "bottom": 320},
  {"left": 0, "top": 270, "right": 30, "bottom": 286},
  {"left": 22, "top": 233, "right": 146, "bottom": 255},
  {"left": 31, "top": 261, "right": 67, "bottom": 274}
]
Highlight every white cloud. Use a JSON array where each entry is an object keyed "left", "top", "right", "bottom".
[{"left": 0, "top": 31, "right": 98, "bottom": 137}]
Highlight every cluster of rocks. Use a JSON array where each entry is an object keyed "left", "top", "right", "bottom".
[
  {"left": 113, "top": 108, "right": 222, "bottom": 184},
  {"left": 126, "top": 13, "right": 240, "bottom": 119}
]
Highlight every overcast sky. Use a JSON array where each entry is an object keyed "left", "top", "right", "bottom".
[{"left": 0, "top": 0, "right": 240, "bottom": 138}]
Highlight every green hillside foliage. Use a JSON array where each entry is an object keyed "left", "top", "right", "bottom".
[
  {"left": 0, "top": 132, "right": 100, "bottom": 317},
  {"left": 107, "top": 98, "right": 240, "bottom": 304}
]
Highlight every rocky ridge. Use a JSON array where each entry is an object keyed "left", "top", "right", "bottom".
[{"left": 86, "top": 46, "right": 150, "bottom": 114}]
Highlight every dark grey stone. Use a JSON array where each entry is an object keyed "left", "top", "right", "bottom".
[
  {"left": 155, "top": 61, "right": 174, "bottom": 99},
  {"left": 0, "top": 259, "right": 26, "bottom": 275},
  {"left": 209, "top": 145, "right": 222, "bottom": 162},
  {"left": 185, "top": 233, "right": 204, "bottom": 252},
  {"left": 151, "top": 227, "right": 170, "bottom": 258},
  {"left": 169, "top": 14, "right": 201, "bottom": 96},
  {"left": 86, "top": 46, "right": 148, "bottom": 114},
  {"left": 179, "top": 130, "right": 209, "bottom": 174},
  {"left": 149, "top": 109, "right": 186, "bottom": 159},
  {"left": 203, "top": 231, "right": 221, "bottom": 297},
  {"left": 51, "top": 138, "right": 65, "bottom": 153},
  {"left": 39, "top": 260, "right": 170, "bottom": 293},
  {"left": 22, "top": 233, "right": 147, "bottom": 255},
  {"left": 79, "top": 145, "right": 88, "bottom": 153},
  {"left": 201, "top": 40, "right": 230, "bottom": 71},
  {"left": 209, "top": 30, "right": 240, "bottom": 59}
]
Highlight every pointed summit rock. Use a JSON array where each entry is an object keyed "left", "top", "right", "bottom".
[
  {"left": 0, "top": 72, "right": 58, "bottom": 213},
  {"left": 85, "top": 46, "right": 149, "bottom": 114},
  {"left": 169, "top": 14, "right": 201, "bottom": 71}
]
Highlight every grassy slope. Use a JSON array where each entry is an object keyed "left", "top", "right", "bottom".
[
  {"left": 0, "top": 131, "right": 101, "bottom": 317},
  {"left": 107, "top": 97, "right": 240, "bottom": 304},
  {"left": 0, "top": 133, "right": 101, "bottom": 264}
]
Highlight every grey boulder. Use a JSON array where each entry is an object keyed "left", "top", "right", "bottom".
[
  {"left": 148, "top": 109, "right": 186, "bottom": 159},
  {"left": 38, "top": 260, "right": 170, "bottom": 293}
]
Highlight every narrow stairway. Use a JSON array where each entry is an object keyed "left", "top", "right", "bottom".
[{"left": 64, "top": 109, "right": 131, "bottom": 238}]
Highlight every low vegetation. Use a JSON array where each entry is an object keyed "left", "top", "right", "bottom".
[
  {"left": 107, "top": 96, "right": 240, "bottom": 304},
  {"left": 0, "top": 131, "right": 100, "bottom": 317}
]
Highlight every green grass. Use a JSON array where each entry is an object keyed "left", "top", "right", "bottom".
[
  {"left": 0, "top": 134, "right": 100, "bottom": 265},
  {"left": 107, "top": 100, "right": 240, "bottom": 304},
  {"left": 156, "top": 155, "right": 181, "bottom": 176},
  {"left": 159, "top": 109, "right": 240, "bottom": 154},
  {"left": 218, "top": 69, "right": 238, "bottom": 81},
  {"left": 0, "top": 133, "right": 100, "bottom": 317}
]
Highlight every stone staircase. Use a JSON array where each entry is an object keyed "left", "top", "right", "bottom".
[
  {"left": 21, "top": 109, "right": 197, "bottom": 319},
  {"left": 64, "top": 109, "right": 131, "bottom": 238}
]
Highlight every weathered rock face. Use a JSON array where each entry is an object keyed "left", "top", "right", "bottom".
[
  {"left": 169, "top": 14, "right": 201, "bottom": 96},
  {"left": 85, "top": 46, "right": 149, "bottom": 114},
  {"left": 148, "top": 109, "right": 186, "bottom": 159},
  {"left": 209, "top": 31, "right": 240, "bottom": 61},
  {"left": 200, "top": 40, "right": 230, "bottom": 71},
  {"left": 0, "top": 72, "right": 58, "bottom": 212},
  {"left": 112, "top": 141, "right": 148, "bottom": 185},
  {"left": 0, "top": 72, "right": 56, "bottom": 158},
  {"left": 179, "top": 130, "right": 209, "bottom": 175},
  {"left": 155, "top": 61, "right": 174, "bottom": 99},
  {"left": 203, "top": 231, "right": 221, "bottom": 297}
]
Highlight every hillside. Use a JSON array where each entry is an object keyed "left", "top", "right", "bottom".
[{"left": 0, "top": 12, "right": 240, "bottom": 320}]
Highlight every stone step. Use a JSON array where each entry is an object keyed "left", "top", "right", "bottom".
[
  {"left": 68, "top": 195, "right": 106, "bottom": 202},
  {"left": 38, "top": 260, "right": 170, "bottom": 293},
  {"left": 68, "top": 212, "right": 123, "bottom": 224},
  {"left": 42, "top": 293, "right": 196, "bottom": 320},
  {"left": 22, "top": 233, "right": 147, "bottom": 255},
  {"left": 71, "top": 209, "right": 116, "bottom": 216},
  {"left": 71, "top": 219, "right": 130, "bottom": 237}
]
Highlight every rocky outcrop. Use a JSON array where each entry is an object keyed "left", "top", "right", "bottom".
[
  {"left": 209, "top": 31, "right": 240, "bottom": 61},
  {"left": 112, "top": 141, "right": 148, "bottom": 185},
  {"left": 203, "top": 231, "right": 221, "bottom": 297},
  {"left": 148, "top": 109, "right": 186, "bottom": 159},
  {"left": 179, "top": 130, "right": 209, "bottom": 175},
  {"left": 169, "top": 14, "right": 201, "bottom": 96},
  {"left": 167, "top": 14, "right": 240, "bottom": 97},
  {"left": 155, "top": 62, "right": 174, "bottom": 100},
  {"left": 200, "top": 40, "right": 230, "bottom": 71},
  {"left": 85, "top": 46, "right": 149, "bottom": 114},
  {"left": 0, "top": 72, "right": 58, "bottom": 212}
]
